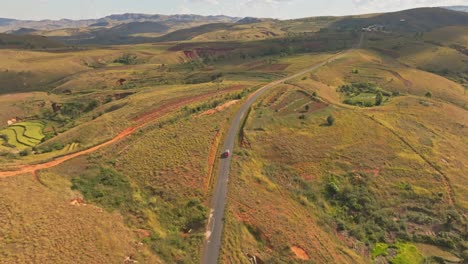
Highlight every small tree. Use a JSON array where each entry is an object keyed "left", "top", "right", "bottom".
[
  {"left": 425, "top": 91, "right": 432, "bottom": 98},
  {"left": 327, "top": 115, "right": 335, "bottom": 126},
  {"left": 375, "top": 91, "right": 383, "bottom": 106},
  {"left": 305, "top": 105, "right": 310, "bottom": 111}
]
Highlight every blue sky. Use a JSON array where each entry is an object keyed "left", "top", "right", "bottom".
[{"left": 2, "top": 0, "right": 467, "bottom": 20}]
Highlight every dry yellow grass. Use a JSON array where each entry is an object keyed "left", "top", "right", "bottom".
[
  {"left": 311, "top": 50, "right": 467, "bottom": 108},
  {"left": 0, "top": 172, "right": 161, "bottom": 263}
]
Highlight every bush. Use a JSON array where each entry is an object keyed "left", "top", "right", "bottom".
[
  {"left": 84, "top": 100, "right": 99, "bottom": 112},
  {"left": 375, "top": 91, "right": 383, "bottom": 106},
  {"left": 425, "top": 91, "right": 432, "bottom": 98},
  {"left": 327, "top": 115, "right": 335, "bottom": 126},
  {"left": 19, "top": 149, "right": 30, "bottom": 156},
  {"left": 114, "top": 54, "right": 138, "bottom": 65},
  {"left": 326, "top": 181, "right": 340, "bottom": 196},
  {"left": 71, "top": 167, "right": 134, "bottom": 210}
]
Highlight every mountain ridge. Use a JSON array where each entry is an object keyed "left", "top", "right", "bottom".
[{"left": 0, "top": 13, "right": 241, "bottom": 33}]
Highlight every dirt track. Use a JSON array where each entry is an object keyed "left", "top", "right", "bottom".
[{"left": 0, "top": 85, "right": 246, "bottom": 178}]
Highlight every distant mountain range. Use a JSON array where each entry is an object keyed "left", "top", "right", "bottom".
[
  {"left": 1, "top": 7, "right": 467, "bottom": 46},
  {"left": 0, "top": 14, "right": 240, "bottom": 33}
]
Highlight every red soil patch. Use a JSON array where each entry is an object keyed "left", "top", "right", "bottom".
[
  {"left": 352, "top": 168, "right": 380, "bottom": 177},
  {"left": 70, "top": 198, "right": 86, "bottom": 206},
  {"left": 135, "top": 229, "right": 152, "bottom": 239},
  {"left": 365, "top": 169, "right": 380, "bottom": 177},
  {"left": 0, "top": 85, "right": 247, "bottom": 178},
  {"left": 197, "top": 100, "right": 239, "bottom": 117},
  {"left": 291, "top": 246, "right": 310, "bottom": 260}
]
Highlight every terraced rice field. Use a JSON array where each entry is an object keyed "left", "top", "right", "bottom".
[{"left": 0, "top": 121, "right": 45, "bottom": 149}]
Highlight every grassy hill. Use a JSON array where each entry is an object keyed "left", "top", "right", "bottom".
[
  {"left": 0, "top": 33, "right": 64, "bottom": 49},
  {"left": 333, "top": 7, "right": 468, "bottom": 32},
  {"left": 0, "top": 13, "right": 240, "bottom": 33},
  {"left": 0, "top": 6, "right": 466, "bottom": 264}
]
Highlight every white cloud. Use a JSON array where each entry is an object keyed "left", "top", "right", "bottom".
[{"left": 189, "top": 0, "right": 220, "bottom": 4}]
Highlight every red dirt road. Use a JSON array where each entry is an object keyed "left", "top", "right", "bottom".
[{"left": 0, "top": 86, "right": 246, "bottom": 178}]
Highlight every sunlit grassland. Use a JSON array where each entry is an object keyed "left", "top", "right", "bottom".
[
  {"left": 365, "top": 29, "right": 468, "bottom": 88},
  {"left": 221, "top": 81, "right": 466, "bottom": 262},
  {"left": 0, "top": 172, "right": 161, "bottom": 263},
  {"left": 368, "top": 96, "right": 468, "bottom": 209},
  {"left": 44, "top": 102, "right": 240, "bottom": 263},
  {"left": 310, "top": 50, "right": 466, "bottom": 108},
  {"left": 1, "top": 82, "right": 249, "bottom": 167},
  {"left": 0, "top": 48, "right": 122, "bottom": 93},
  {"left": 423, "top": 26, "right": 468, "bottom": 46},
  {"left": 277, "top": 52, "right": 335, "bottom": 73}
]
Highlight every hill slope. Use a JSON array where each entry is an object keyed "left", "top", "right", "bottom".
[
  {"left": 333, "top": 7, "right": 468, "bottom": 32},
  {"left": 0, "top": 13, "right": 240, "bottom": 33},
  {"left": 0, "top": 33, "right": 64, "bottom": 49}
]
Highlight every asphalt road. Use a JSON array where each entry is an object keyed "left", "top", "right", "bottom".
[{"left": 201, "top": 34, "right": 364, "bottom": 264}]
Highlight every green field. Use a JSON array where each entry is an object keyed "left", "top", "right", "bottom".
[{"left": 0, "top": 121, "right": 45, "bottom": 149}]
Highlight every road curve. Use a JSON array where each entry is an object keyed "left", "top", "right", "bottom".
[{"left": 201, "top": 43, "right": 361, "bottom": 263}]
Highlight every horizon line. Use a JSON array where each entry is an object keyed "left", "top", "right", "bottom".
[{"left": 0, "top": 6, "right": 461, "bottom": 22}]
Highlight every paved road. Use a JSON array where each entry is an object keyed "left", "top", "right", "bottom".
[{"left": 201, "top": 34, "right": 364, "bottom": 264}]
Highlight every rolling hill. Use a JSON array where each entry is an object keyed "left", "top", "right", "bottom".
[
  {"left": 0, "top": 13, "right": 240, "bottom": 33},
  {"left": 0, "top": 6, "right": 467, "bottom": 264},
  {"left": 333, "top": 7, "right": 468, "bottom": 32},
  {"left": 0, "top": 33, "right": 64, "bottom": 49}
]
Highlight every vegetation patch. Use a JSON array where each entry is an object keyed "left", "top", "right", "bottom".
[
  {"left": 338, "top": 82, "right": 393, "bottom": 107},
  {"left": 71, "top": 166, "right": 135, "bottom": 210},
  {"left": 390, "top": 242, "right": 424, "bottom": 264},
  {"left": 372, "top": 243, "right": 389, "bottom": 258},
  {"left": 0, "top": 121, "right": 45, "bottom": 149}
]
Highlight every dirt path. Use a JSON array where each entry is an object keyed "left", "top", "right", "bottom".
[
  {"left": 196, "top": 100, "right": 239, "bottom": 117},
  {"left": 0, "top": 86, "right": 246, "bottom": 178},
  {"left": 379, "top": 68, "right": 413, "bottom": 90}
]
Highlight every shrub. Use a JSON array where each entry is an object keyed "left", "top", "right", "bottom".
[
  {"left": 327, "top": 115, "right": 335, "bottom": 126},
  {"left": 71, "top": 167, "right": 134, "bottom": 210},
  {"left": 84, "top": 100, "right": 99, "bottom": 112},
  {"left": 19, "top": 149, "right": 30, "bottom": 156},
  {"left": 375, "top": 91, "right": 383, "bottom": 106},
  {"left": 425, "top": 91, "right": 432, "bottom": 98},
  {"left": 114, "top": 54, "right": 138, "bottom": 65},
  {"left": 326, "top": 181, "right": 340, "bottom": 196}
]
